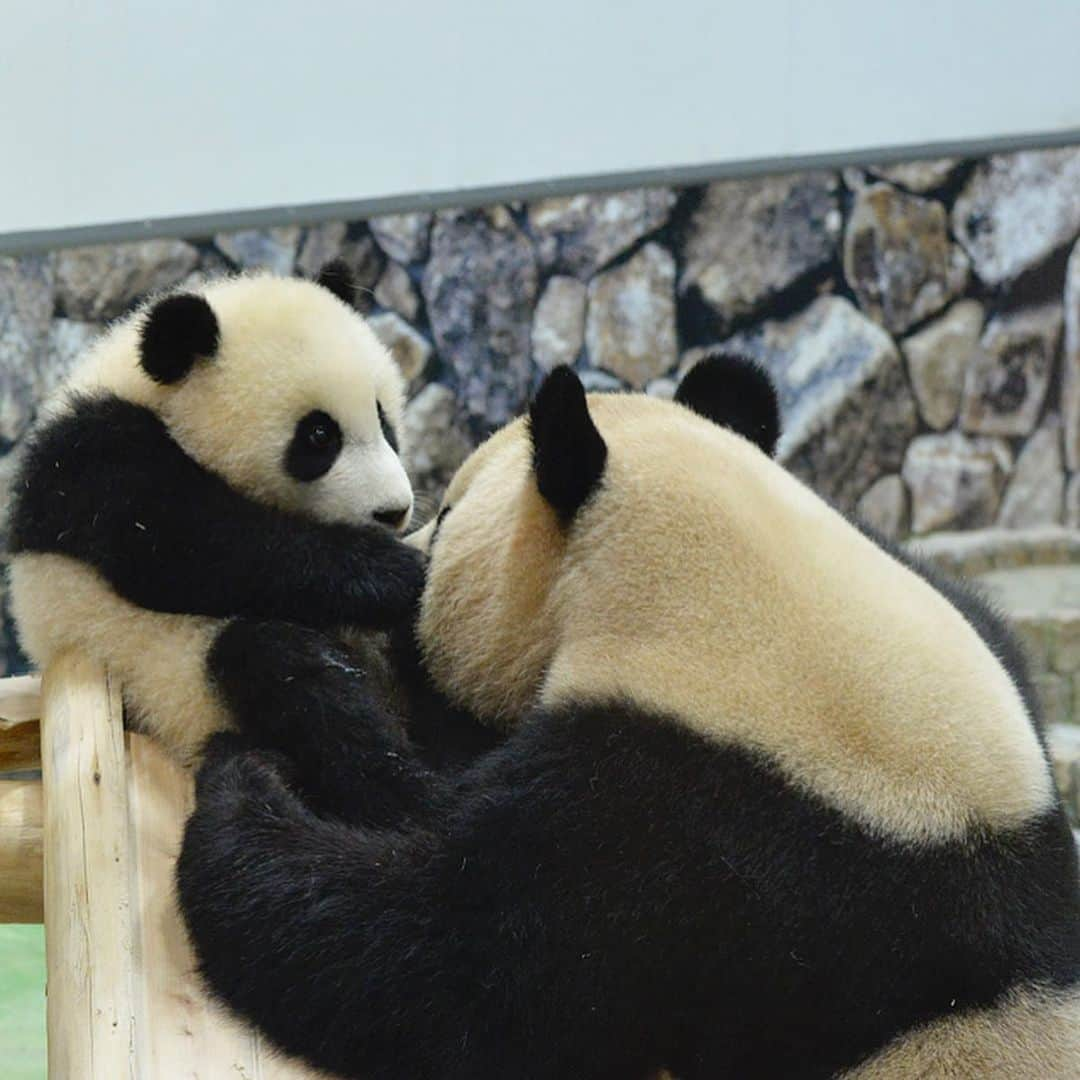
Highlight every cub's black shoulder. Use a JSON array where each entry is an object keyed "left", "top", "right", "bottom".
[{"left": 9, "top": 393, "right": 187, "bottom": 557}]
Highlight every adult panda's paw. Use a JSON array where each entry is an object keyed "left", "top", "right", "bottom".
[
  {"left": 178, "top": 741, "right": 315, "bottom": 981},
  {"left": 343, "top": 532, "right": 427, "bottom": 630},
  {"left": 193, "top": 731, "right": 298, "bottom": 809}
]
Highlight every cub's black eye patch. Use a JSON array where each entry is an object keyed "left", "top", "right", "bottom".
[
  {"left": 285, "top": 410, "right": 343, "bottom": 482},
  {"left": 377, "top": 402, "right": 398, "bottom": 453}
]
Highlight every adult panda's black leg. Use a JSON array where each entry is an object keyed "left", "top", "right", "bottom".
[
  {"left": 176, "top": 710, "right": 750, "bottom": 1080},
  {"left": 206, "top": 618, "right": 447, "bottom": 828}
]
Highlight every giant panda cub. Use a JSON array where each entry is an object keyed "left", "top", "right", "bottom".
[
  {"left": 177, "top": 358, "right": 1079, "bottom": 1079},
  {"left": 8, "top": 262, "right": 423, "bottom": 761}
]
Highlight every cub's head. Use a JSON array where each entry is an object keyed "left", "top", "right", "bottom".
[
  {"left": 408, "top": 355, "right": 781, "bottom": 725},
  {"left": 133, "top": 260, "right": 411, "bottom": 530}
]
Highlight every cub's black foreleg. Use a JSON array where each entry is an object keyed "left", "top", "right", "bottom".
[
  {"left": 10, "top": 397, "right": 426, "bottom": 629},
  {"left": 207, "top": 619, "right": 444, "bottom": 827}
]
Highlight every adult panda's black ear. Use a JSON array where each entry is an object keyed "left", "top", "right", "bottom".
[
  {"left": 675, "top": 352, "right": 781, "bottom": 456},
  {"left": 315, "top": 258, "right": 357, "bottom": 307},
  {"left": 139, "top": 294, "right": 220, "bottom": 385},
  {"left": 528, "top": 366, "right": 607, "bottom": 524}
]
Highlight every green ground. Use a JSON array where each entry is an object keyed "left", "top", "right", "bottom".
[{"left": 0, "top": 924, "right": 46, "bottom": 1079}]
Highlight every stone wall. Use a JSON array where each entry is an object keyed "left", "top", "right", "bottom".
[{"left": 2, "top": 144, "right": 1080, "bottom": 674}]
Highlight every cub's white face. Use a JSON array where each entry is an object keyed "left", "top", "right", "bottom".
[
  {"left": 172, "top": 274, "right": 412, "bottom": 530},
  {"left": 68, "top": 272, "right": 413, "bottom": 531}
]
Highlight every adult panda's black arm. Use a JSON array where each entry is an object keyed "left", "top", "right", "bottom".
[
  {"left": 9, "top": 395, "right": 424, "bottom": 629},
  {"left": 177, "top": 688, "right": 1080, "bottom": 1080},
  {"left": 177, "top": 707, "right": 740, "bottom": 1080}
]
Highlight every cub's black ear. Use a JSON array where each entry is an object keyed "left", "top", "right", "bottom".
[
  {"left": 139, "top": 294, "right": 219, "bottom": 385},
  {"left": 675, "top": 352, "right": 781, "bottom": 456},
  {"left": 315, "top": 258, "right": 357, "bottom": 307},
  {"left": 528, "top": 366, "right": 607, "bottom": 524}
]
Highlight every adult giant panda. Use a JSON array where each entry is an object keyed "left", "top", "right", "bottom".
[
  {"left": 177, "top": 358, "right": 1080, "bottom": 1078},
  {"left": 8, "top": 262, "right": 423, "bottom": 760}
]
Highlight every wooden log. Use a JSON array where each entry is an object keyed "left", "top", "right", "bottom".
[
  {"left": 39, "top": 654, "right": 327, "bottom": 1077},
  {"left": 0, "top": 720, "right": 41, "bottom": 773},
  {"left": 124, "top": 733, "right": 329, "bottom": 1077},
  {"left": 0, "top": 673, "right": 42, "bottom": 728},
  {"left": 40, "top": 653, "right": 135, "bottom": 1080},
  {"left": 0, "top": 778, "right": 43, "bottom": 922}
]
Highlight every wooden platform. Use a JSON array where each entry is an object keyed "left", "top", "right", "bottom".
[{"left": 0, "top": 656, "right": 326, "bottom": 1079}]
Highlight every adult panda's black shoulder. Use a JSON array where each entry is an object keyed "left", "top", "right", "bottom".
[
  {"left": 177, "top": 357, "right": 1080, "bottom": 1079},
  {"left": 8, "top": 263, "right": 424, "bottom": 760}
]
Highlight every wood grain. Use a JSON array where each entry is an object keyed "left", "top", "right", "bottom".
[
  {"left": 37, "top": 656, "right": 332, "bottom": 1078},
  {"left": 0, "top": 720, "right": 41, "bottom": 773},
  {"left": 40, "top": 653, "right": 136, "bottom": 1080},
  {"left": 0, "top": 778, "right": 43, "bottom": 922}
]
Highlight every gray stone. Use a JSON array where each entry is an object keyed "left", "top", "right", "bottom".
[
  {"left": 1065, "top": 474, "right": 1080, "bottom": 529},
  {"left": 1049, "top": 725, "right": 1080, "bottom": 825},
  {"left": 902, "top": 300, "right": 983, "bottom": 430},
  {"left": 56, "top": 240, "right": 199, "bottom": 321},
  {"left": 586, "top": 243, "right": 676, "bottom": 389},
  {"left": 529, "top": 188, "right": 676, "bottom": 279},
  {"left": 422, "top": 208, "right": 538, "bottom": 430},
  {"left": 1063, "top": 240, "right": 1080, "bottom": 470},
  {"left": 680, "top": 173, "right": 841, "bottom": 328},
  {"left": 998, "top": 416, "right": 1065, "bottom": 528},
  {"left": 178, "top": 251, "right": 233, "bottom": 292},
  {"left": 335, "top": 236, "right": 386, "bottom": 313},
  {"left": 959, "top": 303, "right": 1062, "bottom": 436},
  {"left": 531, "top": 276, "right": 587, "bottom": 371},
  {"left": 1055, "top": 616, "right": 1080, "bottom": 676},
  {"left": 912, "top": 525, "right": 1080, "bottom": 576},
  {"left": 367, "top": 311, "right": 432, "bottom": 388},
  {"left": 856, "top": 474, "right": 909, "bottom": 539},
  {"left": 844, "top": 184, "right": 969, "bottom": 335},
  {"left": 646, "top": 376, "right": 677, "bottom": 400},
  {"left": 1036, "top": 673, "right": 1073, "bottom": 728},
  {"left": 869, "top": 158, "right": 959, "bottom": 193},
  {"left": 842, "top": 167, "right": 871, "bottom": 192},
  {"left": 952, "top": 148, "right": 1080, "bottom": 286},
  {"left": 902, "top": 432, "right": 1012, "bottom": 534},
  {"left": 0, "top": 448, "right": 22, "bottom": 546},
  {"left": 403, "top": 383, "right": 474, "bottom": 497},
  {"left": 374, "top": 262, "right": 421, "bottom": 322},
  {"left": 42, "top": 319, "right": 100, "bottom": 401},
  {"left": 712, "top": 297, "right": 918, "bottom": 510},
  {"left": 0, "top": 253, "right": 54, "bottom": 441},
  {"left": 578, "top": 369, "right": 625, "bottom": 393},
  {"left": 295, "top": 222, "right": 348, "bottom": 278},
  {"left": 215, "top": 227, "right": 300, "bottom": 274},
  {"left": 370, "top": 212, "right": 432, "bottom": 265},
  {"left": 980, "top": 567, "right": 1080, "bottom": 624}
]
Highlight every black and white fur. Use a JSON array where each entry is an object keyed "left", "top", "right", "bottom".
[
  {"left": 177, "top": 357, "right": 1080, "bottom": 1078},
  {"left": 8, "top": 262, "right": 423, "bottom": 760}
]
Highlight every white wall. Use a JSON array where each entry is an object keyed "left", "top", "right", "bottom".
[{"left": 3, "top": 0, "right": 1080, "bottom": 240}]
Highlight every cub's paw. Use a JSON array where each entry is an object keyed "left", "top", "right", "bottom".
[{"left": 345, "top": 536, "right": 426, "bottom": 629}]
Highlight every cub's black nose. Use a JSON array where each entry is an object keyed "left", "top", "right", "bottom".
[{"left": 373, "top": 506, "right": 410, "bottom": 531}]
